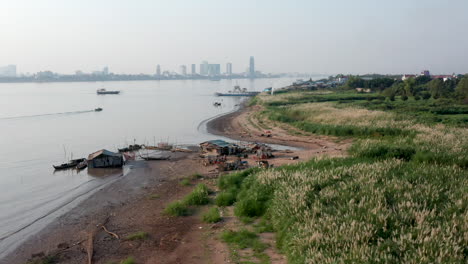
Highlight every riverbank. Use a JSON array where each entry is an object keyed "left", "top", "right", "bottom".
[{"left": 7, "top": 100, "right": 349, "bottom": 264}]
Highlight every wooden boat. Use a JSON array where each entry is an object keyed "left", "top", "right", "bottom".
[
  {"left": 95, "top": 107, "right": 103, "bottom": 112},
  {"left": 97, "top": 88, "right": 120, "bottom": 95},
  {"left": 76, "top": 160, "right": 88, "bottom": 170},
  {"left": 53, "top": 158, "right": 85, "bottom": 170},
  {"left": 140, "top": 155, "right": 171, "bottom": 161}
]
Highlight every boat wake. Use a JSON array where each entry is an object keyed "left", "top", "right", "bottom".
[{"left": 0, "top": 109, "right": 97, "bottom": 121}]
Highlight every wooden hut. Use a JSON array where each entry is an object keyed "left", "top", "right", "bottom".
[{"left": 87, "top": 149, "right": 124, "bottom": 168}]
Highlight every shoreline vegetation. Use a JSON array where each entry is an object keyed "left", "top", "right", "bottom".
[
  {"left": 13, "top": 77, "right": 468, "bottom": 263},
  {"left": 210, "top": 86, "right": 467, "bottom": 263}
]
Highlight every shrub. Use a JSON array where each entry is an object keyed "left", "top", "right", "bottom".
[
  {"left": 202, "top": 207, "right": 222, "bottom": 223},
  {"left": 26, "top": 256, "right": 56, "bottom": 264},
  {"left": 183, "top": 183, "right": 209, "bottom": 205},
  {"left": 215, "top": 191, "right": 236, "bottom": 206},
  {"left": 125, "top": 231, "right": 148, "bottom": 241},
  {"left": 164, "top": 200, "right": 189, "bottom": 216},
  {"left": 221, "top": 229, "right": 268, "bottom": 252},
  {"left": 401, "top": 95, "right": 408, "bottom": 101}
]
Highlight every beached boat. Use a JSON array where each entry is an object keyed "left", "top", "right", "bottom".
[
  {"left": 140, "top": 155, "right": 171, "bottom": 161},
  {"left": 53, "top": 158, "right": 85, "bottom": 170},
  {"left": 215, "top": 85, "right": 260, "bottom": 97},
  {"left": 97, "top": 88, "right": 120, "bottom": 95},
  {"left": 76, "top": 160, "right": 88, "bottom": 170}
]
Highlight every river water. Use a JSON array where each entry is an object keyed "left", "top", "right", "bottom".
[{"left": 0, "top": 77, "right": 307, "bottom": 256}]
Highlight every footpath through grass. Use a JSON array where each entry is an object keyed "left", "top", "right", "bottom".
[{"left": 215, "top": 90, "right": 468, "bottom": 263}]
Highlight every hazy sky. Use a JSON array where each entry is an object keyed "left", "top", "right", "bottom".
[{"left": 1, "top": 0, "right": 467, "bottom": 75}]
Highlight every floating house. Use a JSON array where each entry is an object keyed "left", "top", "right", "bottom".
[
  {"left": 87, "top": 149, "right": 124, "bottom": 168},
  {"left": 199, "top": 140, "right": 240, "bottom": 155}
]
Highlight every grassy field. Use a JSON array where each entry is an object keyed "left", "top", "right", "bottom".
[{"left": 218, "top": 90, "right": 468, "bottom": 263}]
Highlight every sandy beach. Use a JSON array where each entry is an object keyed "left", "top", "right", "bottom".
[{"left": 5, "top": 103, "right": 350, "bottom": 264}]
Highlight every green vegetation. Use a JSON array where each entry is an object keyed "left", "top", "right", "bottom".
[
  {"left": 179, "top": 178, "right": 191, "bottom": 186},
  {"left": 125, "top": 231, "right": 148, "bottom": 241},
  {"left": 120, "top": 257, "right": 135, "bottom": 264},
  {"left": 221, "top": 229, "right": 268, "bottom": 253},
  {"left": 217, "top": 89, "right": 468, "bottom": 263},
  {"left": 202, "top": 207, "right": 222, "bottom": 223},
  {"left": 183, "top": 183, "right": 209, "bottom": 205},
  {"left": 164, "top": 183, "right": 210, "bottom": 216},
  {"left": 215, "top": 190, "right": 236, "bottom": 206},
  {"left": 164, "top": 200, "right": 189, "bottom": 216}
]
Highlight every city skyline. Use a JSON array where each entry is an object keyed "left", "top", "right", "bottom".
[{"left": 1, "top": 1, "right": 468, "bottom": 75}]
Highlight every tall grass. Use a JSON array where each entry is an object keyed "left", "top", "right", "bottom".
[{"left": 218, "top": 91, "right": 468, "bottom": 263}]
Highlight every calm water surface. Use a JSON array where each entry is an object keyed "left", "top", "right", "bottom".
[{"left": 0, "top": 78, "right": 300, "bottom": 256}]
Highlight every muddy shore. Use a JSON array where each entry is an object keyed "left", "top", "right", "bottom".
[{"left": 5, "top": 104, "right": 349, "bottom": 264}]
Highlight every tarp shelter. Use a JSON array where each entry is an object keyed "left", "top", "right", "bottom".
[
  {"left": 200, "top": 140, "right": 239, "bottom": 155},
  {"left": 87, "top": 149, "right": 124, "bottom": 168}
]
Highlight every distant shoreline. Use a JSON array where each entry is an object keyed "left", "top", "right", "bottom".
[{"left": 0, "top": 76, "right": 281, "bottom": 84}]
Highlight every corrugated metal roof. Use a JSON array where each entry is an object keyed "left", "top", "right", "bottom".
[
  {"left": 201, "top": 140, "right": 233, "bottom": 148},
  {"left": 88, "top": 149, "right": 122, "bottom": 160}
]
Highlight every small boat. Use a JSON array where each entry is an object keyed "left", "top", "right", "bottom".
[
  {"left": 97, "top": 89, "right": 120, "bottom": 95},
  {"left": 215, "top": 85, "right": 260, "bottom": 97},
  {"left": 95, "top": 108, "right": 103, "bottom": 112},
  {"left": 76, "top": 160, "right": 88, "bottom": 170},
  {"left": 53, "top": 158, "right": 85, "bottom": 170},
  {"left": 118, "top": 144, "right": 142, "bottom": 153},
  {"left": 140, "top": 155, "right": 171, "bottom": 161}
]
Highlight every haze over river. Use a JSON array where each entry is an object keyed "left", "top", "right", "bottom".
[{"left": 0, "top": 77, "right": 308, "bottom": 256}]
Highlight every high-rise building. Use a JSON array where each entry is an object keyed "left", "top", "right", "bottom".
[
  {"left": 180, "top": 65, "right": 187, "bottom": 76},
  {"left": 226, "top": 63, "right": 232, "bottom": 75},
  {"left": 102, "top": 66, "right": 109, "bottom": 75},
  {"left": 191, "top": 64, "right": 196, "bottom": 75},
  {"left": 200, "top": 61, "right": 209, "bottom": 76},
  {"left": 208, "top": 64, "right": 221, "bottom": 76},
  {"left": 0, "top": 65, "right": 17, "bottom": 77},
  {"left": 249, "top": 56, "right": 255, "bottom": 77},
  {"left": 156, "top": 65, "right": 161, "bottom": 76}
]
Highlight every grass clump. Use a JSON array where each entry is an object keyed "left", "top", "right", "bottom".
[
  {"left": 215, "top": 190, "right": 236, "bottom": 206},
  {"left": 164, "top": 200, "right": 189, "bottom": 216},
  {"left": 221, "top": 229, "right": 268, "bottom": 253},
  {"left": 120, "top": 257, "right": 135, "bottom": 264},
  {"left": 202, "top": 207, "right": 222, "bottom": 223},
  {"left": 183, "top": 183, "right": 209, "bottom": 205},
  {"left": 179, "top": 178, "right": 191, "bottom": 186},
  {"left": 191, "top": 173, "right": 203, "bottom": 179},
  {"left": 125, "top": 231, "right": 148, "bottom": 241}
]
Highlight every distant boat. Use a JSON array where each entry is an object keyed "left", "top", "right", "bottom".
[
  {"left": 97, "top": 89, "right": 120, "bottom": 95},
  {"left": 53, "top": 158, "right": 85, "bottom": 170},
  {"left": 95, "top": 107, "right": 103, "bottom": 112},
  {"left": 215, "top": 85, "right": 260, "bottom": 97}
]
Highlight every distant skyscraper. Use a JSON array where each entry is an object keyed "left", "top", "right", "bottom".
[
  {"left": 180, "top": 65, "right": 187, "bottom": 76},
  {"left": 191, "top": 64, "right": 196, "bottom": 75},
  {"left": 249, "top": 56, "right": 255, "bottom": 77},
  {"left": 208, "top": 64, "right": 221, "bottom": 76},
  {"left": 200, "top": 61, "right": 209, "bottom": 76},
  {"left": 0, "top": 65, "right": 17, "bottom": 77},
  {"left": 156, "top": 65, "right": 161, "bottom": 76},
  {"left": 102, "top": 66, "right": 109, "bottom": 75},
  {"left": 226, "top": 63, "right": 232, "bottom": 75}
]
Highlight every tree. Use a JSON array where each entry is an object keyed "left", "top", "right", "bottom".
[
  {"left": 401, "top": 95, "right": 408, "bottom": 101},
  {"left": 345, "top": 76, "right": 365, "bottom": 89},
  {"left": 428, "top": 79, "right": 444, "bottom": 98},
  {"left": 403, "top": 78, "right": 416, "bottom": 96},
  {"left": 415, "top": 75, "right": 432, "bottom": 85},
  {"left": 455, "top": 76, "right": 468, "bottom": 101}
]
